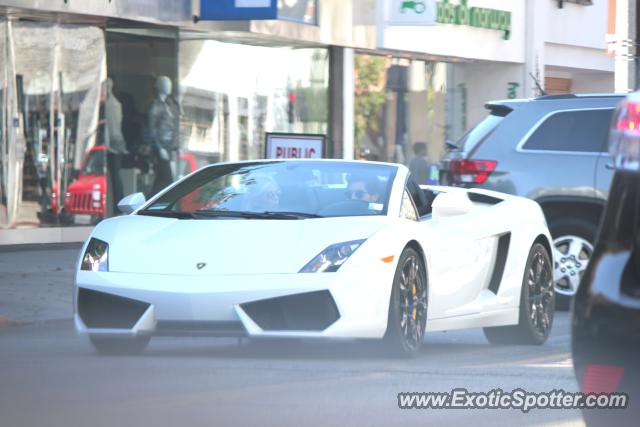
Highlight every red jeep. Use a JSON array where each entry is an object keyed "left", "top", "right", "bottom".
[
  {"left": 63, "top": 145, "right": 107, "bottom": 224},
  {"left": 62, "top": 146, "right": 198, "bottom": 224}
]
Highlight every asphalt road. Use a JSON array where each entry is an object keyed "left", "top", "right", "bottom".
[{"left": 0, "top": 313, "right": 586, "bottom": 427}]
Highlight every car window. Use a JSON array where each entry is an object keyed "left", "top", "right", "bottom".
[
  {"left": 400, "top": 190, "right": 418, "bottom": 221},
  {"left": 455, "top": 113, "right": 504, "bottom": 153},
  {"left": 522, "top": 109, "right": 614, "bottom": 152},
  {"left": 144, "top": 161, "right": 398, "bottom": 218},
  {"left": 83, "top": 149, "right": 105, "bottom": 176},
  {"left": 406, "top": 175, "right": 431, "bottom": 217}
]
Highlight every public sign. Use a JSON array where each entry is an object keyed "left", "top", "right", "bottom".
[
  {"left": 265, "top": 133, "right": 325, "bottom": 159},
  {"left": 199, "top": 0, "right": 277, "bottom": 21}
]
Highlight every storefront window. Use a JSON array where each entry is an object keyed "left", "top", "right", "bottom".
[
  {"left": 278, "top": 0, "right": 318, "bottom": 24},
  {"left": 105, "top": 29, "right": 179, "bottom": 216},
  {"left": 354, "top": 54, "right": 447, "bottom": 184},
  {"left": 0, "top": 21, "right": 106, "bottom": 229},
  {"left": 0, "top": 25, "right": 329, "bottom": 231},
  {"left": 178, "top": 39, "right": 328, "bottom": 166}
]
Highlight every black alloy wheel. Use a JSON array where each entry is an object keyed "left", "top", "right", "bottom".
[
  {"left": 484, "top": 242, "right": 555, "bottom": 345},
  {"left": 384, "top": 247, "right": 428, "bottom": 357}
]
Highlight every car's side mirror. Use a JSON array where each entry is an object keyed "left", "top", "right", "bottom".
[
  {"left": 117, "top": 192, "right": 146, "bottom": 214},
  {"left": 431, "top": 191, "right": 473, "bottom": 219}
]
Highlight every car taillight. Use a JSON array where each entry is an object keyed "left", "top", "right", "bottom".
[
  {"left": 449, "top": 160, "right": 497, "bottom": 184},
  {"left": 582, "top": 364, "right": 624, "bottom": 394},
  {"left": 610, "top": 93, "right": 640, "bottom": 172}
]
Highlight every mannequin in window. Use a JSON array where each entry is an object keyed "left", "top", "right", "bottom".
[
  {"left": 148, "top": 75, "right": 178, "bottom": 195},
  {"left": 105, "top": 77, "right": 128, "bottom": 213}
]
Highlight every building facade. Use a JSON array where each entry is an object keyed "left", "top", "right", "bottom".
[
  {"left": 0, "top": 0, "right": 617, "bottom": 244},
  {"left": 362, "top": 0, "right": 615, "bottom": 170},
  {"left": 0, "top": 0, "right": 361, "bottom": 244}
]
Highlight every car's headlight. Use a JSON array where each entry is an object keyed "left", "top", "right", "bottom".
[
  {"left": 610, "top": 92, "right": 640, "bottom": 172},
  {"left": 81, "top": 238, "right": 109, "bottom": 272},
  {"left": 299, "top": 239, "right": 365, "bottom": 273}
]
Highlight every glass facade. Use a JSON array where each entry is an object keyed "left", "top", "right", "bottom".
[
  {"left": 178, "top": 39, "right": 328, "bottom": 165},
  {"left": 0, "top": 20, "right": 329, "bottom": 230},
  {"left": 354, "top": 54, "right": 448, "bottom": 184},
  {"left": 0, "top": 21, "right": 106, "bottom": 229}
]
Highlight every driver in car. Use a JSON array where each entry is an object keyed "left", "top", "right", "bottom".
[{"left": 346, "top": 174, "right": 381, "bottom": 203}]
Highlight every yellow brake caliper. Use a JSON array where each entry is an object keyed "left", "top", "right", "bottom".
[{"left": 412, "top": 283, "right": 417, "bottom": 320}]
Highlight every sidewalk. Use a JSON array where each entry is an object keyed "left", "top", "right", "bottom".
[{"left": 0, "top": 244, "right": 81, "bottom": 325}]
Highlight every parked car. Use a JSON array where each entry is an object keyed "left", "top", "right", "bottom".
[
  {"left": 63, "top": 145, "right": 107, "bottom": 225},
  {"left": 572, "top": 92, "right": 640, "bottom": 425},
  {"left": 440, "top": 93, "right": 624, "bottom": 308}
]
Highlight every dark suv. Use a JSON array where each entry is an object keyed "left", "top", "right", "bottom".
[
  {"left": 572, "top": 92, "right": 640, "bottom": 426},
  {"left": 441, "top": 93, "right": 625, "bottom": 307}
]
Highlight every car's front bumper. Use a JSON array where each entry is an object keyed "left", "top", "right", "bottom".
[{"left": 74, "top": 264, "right": 395, "bottom": 339}]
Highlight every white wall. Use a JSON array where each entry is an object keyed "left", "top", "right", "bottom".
[
  {"left": 379, "top": 0, "right": 526, "bottom": 63},
  {"left": 452, "top": 62, "right": 524, "bottom": 133},
  {"left": 522, "top": 0, "right": 614, "bottom": 95},
  {"left": 545, "top": 0, "right": 609, "bottom": 49},
  {"left": 545, "top": 43, "right": 614, "bottom": 73},
  {"left": 570, "top": 71, "right": 615, "bottom": 93}
]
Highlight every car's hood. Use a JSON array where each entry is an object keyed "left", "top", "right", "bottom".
[{"left": 93, "top": 215, "right": 390, "bottom": 275}]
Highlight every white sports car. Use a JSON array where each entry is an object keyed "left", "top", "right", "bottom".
[{"left": 74, "top": 159, "right": 555, "bottom": 356}]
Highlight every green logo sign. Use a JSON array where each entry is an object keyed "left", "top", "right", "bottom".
[
  {"left": 401, "top": 1, "right": 426, "bottom": 14},
  {"left": 436, "top": 0, "right": 511, "bottom": 40}
]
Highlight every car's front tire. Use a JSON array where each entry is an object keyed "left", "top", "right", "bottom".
[
  {"left": 484, "top": 242, "right": 555, "bottom": 345},
  {"left": 89, "top": 335, "right": 151, "bottom": 354},
  {"left": 383, "top": 247, "right": 428, "bottom": 357}
]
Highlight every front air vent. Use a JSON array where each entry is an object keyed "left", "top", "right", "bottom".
[
  {"left": 155, "top": 321, "right": 247, "bottom": 337},
  {"left": 240, "top": 290, "right": 340, "bottom": 331},
  {"left": 77, "top": 288, "right": 150, "bottom": 329}
]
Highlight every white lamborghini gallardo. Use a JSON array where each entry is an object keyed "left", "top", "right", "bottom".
[{"left": 74, "top": 159, "right": 555, "bottom": 356}]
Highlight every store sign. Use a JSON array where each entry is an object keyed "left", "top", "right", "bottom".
[
  {"left": 199, "top": 0, "right": 277, "bottom": 20},
  {"left": 388, "top": 0, "right": 437, "bottom": 26},
  {"left": 265, "top": 133, "right": 325, "bottom": 159},
  {"left": 507, "top": 82, "right": 520, "bottom": 99},
  {"left": 436, "top": 0, "right": 512, "bottom": 40}
]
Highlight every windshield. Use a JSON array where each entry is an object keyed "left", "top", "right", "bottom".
[
  {"left": 83, "top": 149, "right": 106, "bottom": 176},
  {"left": 142, "top": 161, "right": 398, "bottom": 219},
  {"left": 455, "top": 113, "right": 504, "bottom": 153}
]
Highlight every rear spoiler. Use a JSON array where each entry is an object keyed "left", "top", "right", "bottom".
[{"left": 484, "top": 103, "right": 513, "bottom": 117}]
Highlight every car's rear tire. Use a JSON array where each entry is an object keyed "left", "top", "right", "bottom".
[
  {"left": 383, "top": 247, "right": 428, "bottom": 357},
  {"left": 549, "top": 218, "right": 596, "bottom": 310},
  {"left": 484, "top": 242, "right": 554, "bottom": 345},
  {"left": 89, "top": 335, "right": 150, "bottom": 354}
]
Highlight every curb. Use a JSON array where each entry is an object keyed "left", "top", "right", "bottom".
[
  {"left": 0, "top": 317, "right": 74, "bottom": 328},
  {"left": 0, "top": 242, "right": 83, "bottom": 253}
]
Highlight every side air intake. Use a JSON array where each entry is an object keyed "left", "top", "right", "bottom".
[{"left": 488, "top": 233, "right": 511, "bottom": 294}]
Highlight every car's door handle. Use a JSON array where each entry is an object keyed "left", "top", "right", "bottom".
[{"left": 605, "top": 163, "right": 615, "bottom": 170}]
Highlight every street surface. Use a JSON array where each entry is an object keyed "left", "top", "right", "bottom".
[{"left": 0, "top": 245, "right": 585, "bottom": 427}]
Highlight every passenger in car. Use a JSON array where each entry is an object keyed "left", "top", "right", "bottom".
[{"left": 346, "top": 174, "right": 382, "bottom": 203}]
